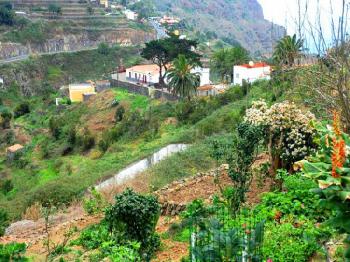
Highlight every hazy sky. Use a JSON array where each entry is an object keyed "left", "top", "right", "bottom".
[{"left": 257, "top": 0, "right": 348, "bottom": 49}]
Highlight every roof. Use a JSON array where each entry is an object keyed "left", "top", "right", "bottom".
[
  {"left": 239, "top": 62, "right": 270, "bottom": 69},
  {"left": 127, "top": 64, "right": 160, "bottom": 74},
  {"left": 197, "top": 84, "right": 215, "bottom": 91},
  {"left": 69, "top": 83, "right": 94, "bottom": 91},
  {"left": 7, "top": 144, "right": 24, "bottom": 153}
]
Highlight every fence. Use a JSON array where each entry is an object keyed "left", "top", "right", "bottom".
[
  {"left": 110, "top": 79, "right": 178, "bottom": 101},
  {"left": 188, "top": 206, "right": 265, "bottom": 262}
]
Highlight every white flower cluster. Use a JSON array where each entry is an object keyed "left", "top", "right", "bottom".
[{"left": 245, "top": 100, "right": 316, "bottom": 162}]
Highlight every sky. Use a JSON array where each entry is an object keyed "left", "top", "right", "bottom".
[{"left": 257, "top": 0, "right": 348, "bottom": 51}]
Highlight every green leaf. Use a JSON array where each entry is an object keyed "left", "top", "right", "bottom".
[{"left": 338, "top": 191, "right": 350, "bottom": 201}]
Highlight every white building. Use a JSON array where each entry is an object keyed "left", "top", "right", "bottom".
[
  {"left": 126, "top": 64, "right": 164, "bottom": 85},
  {"left": 197, "top": 84, "right": 227, "bottom": 97},
  {"left": 125, "top": 64, "right": 210, "bottom": 86},
  {"left": 233, "top": 62, "right": 271, "bottom": 86},
  {"left": 191, "top": 67, "right": 210, "bottom": 87},
  {"left": 123, "top": 9, "right": 138, "bottom": 20}
]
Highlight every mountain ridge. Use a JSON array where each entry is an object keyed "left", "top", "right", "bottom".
[{"left": 153, "top": 0, "right": 286, "bottom": 55}]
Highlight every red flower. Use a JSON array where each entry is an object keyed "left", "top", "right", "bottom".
[{"left": 331, "top": 137, "right": 346, "bottom": 178}]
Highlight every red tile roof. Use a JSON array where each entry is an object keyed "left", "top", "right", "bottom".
[{"left": 239, "top": 62, "right": 270, "bottom": 69}]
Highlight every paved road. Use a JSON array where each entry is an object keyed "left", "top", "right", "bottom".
[{"left": 148, "top": 18, "right": 168, "bottom": 39}]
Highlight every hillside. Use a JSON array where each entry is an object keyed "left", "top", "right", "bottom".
[
  {"left": 153, "top": 0, "right": 285, "bottom": 55},
  {"left": 0, "top": 0, "right": 155, "bottom": 60}
]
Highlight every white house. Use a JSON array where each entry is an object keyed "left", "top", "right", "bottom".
[
  {"left": 191, "top": 67, "right": 210, "bottom": 86},
  {"left": 126, "top": 64, "right": 164, "bottom": 85},
  {"left": 123, "top": 9, "right": 138, "bottom": 20},
  {"left": 125, "top": 64, "right": 210, "bottom": 86},
  {"left": 233, "top": 62, "right": 271, "bottom": 86},
  {"left": 197, "top": 84, "right": 227, "bottom": 97}
]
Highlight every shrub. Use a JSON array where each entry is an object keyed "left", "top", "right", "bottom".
[
  {"left": 115, "top": 106, "right": 125, "bottom": 122},
  {"left": 49, "top": 117, "right": 62, "bottom": 139},
  {"left": 0, "top": 129, "right": 14, "bottom": 145},
  {"left": 0, "top": 242, "right": 27, "bottom": 261},
  {"left": 97, "top": 43, "right": 110, "bottom": 55},
  {"left": 300, "top": 113, "right": 350, "bottom": 258},
  {"left": 0, "top": 179, "right": 13, "bottom": 194},
  {"left": 79, "top": 128, "right": 95, "bottom": 151},
  {"left": 14, "top": 102, "right": 30, "bottom": 118},
  {"left": 28, "top": 180, "right": 82, "bottom": 207},
  {"left": 244, "top": 100, "right": 317, "bottom": 174},
  {"left": 105, "top": 189, "right": 161, "bottom": 260},
  {"left": 0, "top": 208, "right": 9, "bottom": 236},
  {"left": 0, "top": 108, "right": 12, "bottom": 129},
  {"left": 262, "top": 222, "right": 324, "bottom": 262},
  {"left": 83, "top": 188, "right": 107, "bottom": 215}
]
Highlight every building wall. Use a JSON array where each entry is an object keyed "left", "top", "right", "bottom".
[
  {"left": 125, "top": 69, "right": 160, "bottom": 84},
  {"left": 233, "top": 66, "right": 271, "bottom": 86},
  {"left": 191, "top": 67, "right": 210, "bottom": 86},
  {"left": 69, "top": 85, "right": 95, "bottom": 102}
]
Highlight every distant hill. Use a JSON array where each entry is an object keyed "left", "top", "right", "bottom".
[{"left": 153, "top": 0, "right": 286, "bottom": 56}]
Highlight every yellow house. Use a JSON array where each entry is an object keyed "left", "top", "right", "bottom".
[
  {"left": 100, "top": 0, "right": 109, "bottom": 8},
  {"left": 69, "top": 83, "right": 95, "bottom": 102}
]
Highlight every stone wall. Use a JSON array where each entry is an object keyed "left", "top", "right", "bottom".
[
  {"left": 155, "top": 164, "right": 229, "bottom": 216},
  {"left": 110, "top": 79, "right": 178, "bottom": 101}
]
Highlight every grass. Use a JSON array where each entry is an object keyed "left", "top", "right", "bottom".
[{"left": 112, "top": 88, "right": 151, "bottom": 111}]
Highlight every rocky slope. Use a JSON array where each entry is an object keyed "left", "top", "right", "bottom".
[
  {"left": 154, "top": 0, "right": 285, "bottom": 55},
  {"left": 0, "top": 29, "right": 154, "bottom": 60}
]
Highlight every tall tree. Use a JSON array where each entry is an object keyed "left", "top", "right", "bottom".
[
  {"left": 0, "top": 2, "right": 14, "bottom": 26},
  {"left": 211, "top": 46, "right": 250, "bottom": 82},
  {"left": 141, "top": 35, "right": 201, "bottom": 86},
  {"left": 273, "top": 34, "right": 304, "bottom": 67},
  {"left": 166, "top": 55, "right": 200, "bottom": 100}
]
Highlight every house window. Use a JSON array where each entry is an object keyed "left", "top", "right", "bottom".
[
  {"left": 129, "top": 72, "right": 131, "bottom": 78},
  {"left": 236, "top": 73, "right": 240, "bottom": 78},
  {"left": 135, "top": 73, "right": 137, "bottom": 79}
]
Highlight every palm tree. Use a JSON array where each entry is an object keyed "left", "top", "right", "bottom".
[
  {"left": 273, "top": 34, "right": 304, "bottom": 67},
  {"left": 166, "top": 55, "right": 200, "bottom": 100}
]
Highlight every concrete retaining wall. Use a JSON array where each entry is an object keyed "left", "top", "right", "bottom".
[{"left": 110, "top": 79, "right": 178, "bottom": 101}]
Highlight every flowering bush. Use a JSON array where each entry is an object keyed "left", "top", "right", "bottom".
[
  {"left": 244, "top": 100, "right": 316, "bottom": 173},
  {"left": 300, "top": 112, "right": 350, "bottom": 258}
]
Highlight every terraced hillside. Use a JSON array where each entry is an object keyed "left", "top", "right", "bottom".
[{"left": 0, "top": 0, "right": 155, "bottom": 60}]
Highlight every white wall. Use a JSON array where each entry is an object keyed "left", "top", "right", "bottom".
[
  {"left": 191, "top": 67, "right": 210, "bottom": 86},
  {"left": 233, "top": 66, "right": 271, "bottom": 86}
]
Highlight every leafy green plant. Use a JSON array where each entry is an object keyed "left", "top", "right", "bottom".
[
  {"left": 300, "top": 114, "right": 350, "bottom": 258},
  {"left": 105, "top": 188, "right": 161, "bottom": 260},
  {"left": 83, "top": 188, "right": 107, "bottom": 215},
  {"left": 0, "top": 242, "right": 27, "bottom": 261},
  {"left": 0, "top": 208, "right": 9, "bottom": 236},
  {"left": 262, "top": 222, "right": 323, "bottom": 262},
  {"left": 14, "top": 102, "right": 30, "bottom": 118}
]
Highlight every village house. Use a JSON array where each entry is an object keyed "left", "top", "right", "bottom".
[
  {"left": 159, "top": 16, "right": 180, "bottom": 26},
  {"left": 69, "top": 83, "right": 96, "bottom": 102},
  {"left": 6, "top": 144, "right": 24, "bottom": 161},
  {"left": 197, "top": 84, "right": 227, "bottom": 97},
  {"left": 125, "top": 64, "right": 211, "bottom": 86},
  {"left": 233, "top": 62, "right": 271, "bottom": 86},
  {"left": 123, "top": 9, "right": 138, "bottom": 20},
  {"left": 126, "top": 64, "right": 165, "bottom": 85}
]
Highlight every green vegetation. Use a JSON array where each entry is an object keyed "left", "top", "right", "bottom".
[
  {"left": 72, "top": 189, "right": 160, "bottom": 261},
  {"left": 211, "top": 46, "right": 250, "bottom": 82},
  {"left": 0, "top": 242, "right": 27, "bottom": 261},
  {"left": 0, "top": 78, "right": 276, "bottom": 219}
]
